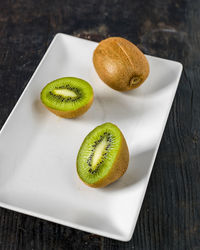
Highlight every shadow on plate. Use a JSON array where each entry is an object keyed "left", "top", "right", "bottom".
[
  {"left": 32, "top": 99, "right": 50, "bottom": 120},
  {"left": 77, "top": 92, "right": 151, "bottom": 124},
  {"left": 122, "top": 65, "right": 178, "bottom": 97},
  {"left": 104, "top": 147, "right": 156, "bottom": 192}
]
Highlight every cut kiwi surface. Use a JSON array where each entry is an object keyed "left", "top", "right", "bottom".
[
  {"left": 40, "top": 77, "right": 93, "bottom": 118},
  {"left": 77, "top": 123, "right": 129, "bottom": 188}
]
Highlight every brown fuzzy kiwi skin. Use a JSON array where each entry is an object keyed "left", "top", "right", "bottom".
[
  {"left": 77, "top": 130, "right": 129, "bottom": 188},
  {"left": 93, "top": 37, "right": 150, "bottom": 91},
  {"left": 43, "top": 96, "right": 93, "bottom": 118}
]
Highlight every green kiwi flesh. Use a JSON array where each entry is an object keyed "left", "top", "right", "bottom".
[
  {"left": 77, "top": 123, "right": 129, "bottom": 187},
  {"left": 40, "top": 77, "right": 93, "bottom": 118}
]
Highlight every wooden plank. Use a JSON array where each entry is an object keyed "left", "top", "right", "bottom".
[{"left": 0, "top": 0, "right": 199, "bottom": 249}]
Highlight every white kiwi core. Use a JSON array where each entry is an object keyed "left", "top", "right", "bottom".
[{"left": 53, "top": 89, "right": 77, "bottom": 98}]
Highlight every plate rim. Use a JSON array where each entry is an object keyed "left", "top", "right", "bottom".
[{"left": 0, "top": 33, "right": 183, "bottom": 242}]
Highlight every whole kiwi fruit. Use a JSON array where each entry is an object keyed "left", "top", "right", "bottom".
[
  {"left": 93, "top": 37, "right": 149, "bottom": 91},
  {"left": 77, "top": 122, "right": 129, "bottom": 188},
  {"left": 40, "top": 77, "right": 93, "bottom": 118}
]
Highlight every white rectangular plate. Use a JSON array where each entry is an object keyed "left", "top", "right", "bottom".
[{"left": 0, "top": 33, "right": 182, "bottom": 241}]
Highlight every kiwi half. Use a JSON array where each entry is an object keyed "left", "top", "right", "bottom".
[
  {"left": 40, "top": 77, "right": 93, "bottom": 118},
  {"left": 77, "top": 123, "right": 129, "bottom": 188},
  {"left": 93, "top": 37, "right": 149, "bottom": 91}
]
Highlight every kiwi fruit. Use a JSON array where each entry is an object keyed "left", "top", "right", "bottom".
[
  {"left": 40, "top": 77, "right": 93, "bottom": 118},
  {"left": 77, "top": 122, "right": 129, "bottom": 188},
  {"left": 93, "top": 37, "right": 149, "bottom": 91}
]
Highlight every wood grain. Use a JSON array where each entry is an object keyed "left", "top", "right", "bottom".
[{"left": 0, "top": 0, "right": 199, "bottom": 249}]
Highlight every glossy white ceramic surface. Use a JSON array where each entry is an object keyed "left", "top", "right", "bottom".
[{"left": 0, "top": 33, "right": 182, "bottom": 241}]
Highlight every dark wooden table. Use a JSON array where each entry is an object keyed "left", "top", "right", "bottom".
[{"left": 0, "top": 0, "right": 199, "bottom": 249}]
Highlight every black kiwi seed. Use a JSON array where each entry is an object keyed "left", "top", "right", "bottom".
[
  {"left": 86, "top": 133, "right": 113, "bottom": 173},
  {"left": 49, "top": 84, "right": 83, "bottom": 103}
]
